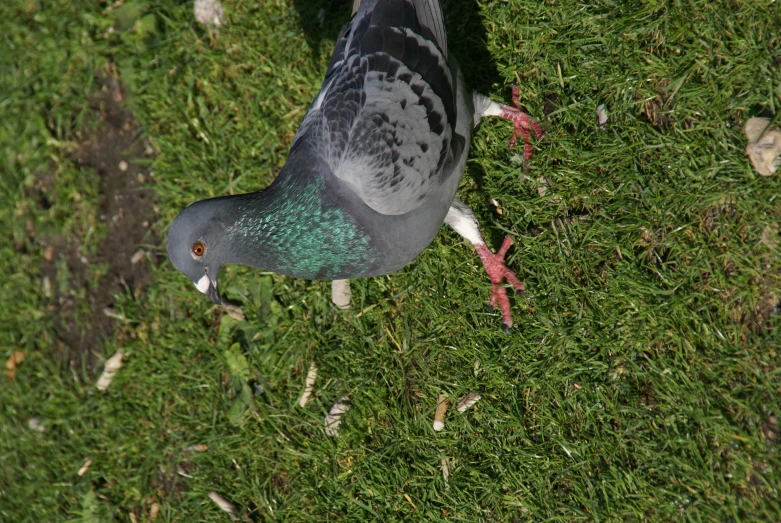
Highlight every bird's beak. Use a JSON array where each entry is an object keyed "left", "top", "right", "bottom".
[{"left": 195, "top": 273, "right": 222, "bottom": 305}]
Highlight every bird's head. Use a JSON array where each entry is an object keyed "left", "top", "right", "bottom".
[{"left": 167, "top": 199, "right": 229, "bottom": 305}]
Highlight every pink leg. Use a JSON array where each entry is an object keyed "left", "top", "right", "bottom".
[
  {"left": 474, "top": 236, "right": 525, "bottom": 333},
  {"left": 498, "top": 86, "right": 545, "bottom": 161}
]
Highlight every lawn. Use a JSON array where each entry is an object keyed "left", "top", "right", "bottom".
[{"left": 1, "top": 0, "right": 780, "bottom": 520}]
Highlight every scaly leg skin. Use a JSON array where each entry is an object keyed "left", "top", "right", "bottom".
[
  {"left": 473, "top": 87, "right": 545, "bottom": 161},
  {"left": 446, "top": 201, "right": 525, "bottom": 333}
]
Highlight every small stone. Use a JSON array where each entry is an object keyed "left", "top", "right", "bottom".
[
  {"left": 194, "top": 0, "right": 224, "bottom": 28},
  {"left": 28, "top": 417, "right": 45, "bottom": 433},
  {"left": 43, "top": 245, "right": 55, "bottom": 261},
  {"left": 331, "top": 279, "right": 352, "bottom": 309},
  {"left": 596, "top": 104, "right": 608, "bottom": 129},
  {"left": 118, "top": 160, "right": 129, "bottom": 172}
]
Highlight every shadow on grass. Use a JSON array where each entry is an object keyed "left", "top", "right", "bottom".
[{"left": 292, "top": 0, "right": 502, "bottom": 93}]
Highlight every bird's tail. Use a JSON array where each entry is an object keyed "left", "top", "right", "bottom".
[{"left": 350, "top": 0, "right": 447, "bottom": 58}]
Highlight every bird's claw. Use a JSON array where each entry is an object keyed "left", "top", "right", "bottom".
[
  {"left": 499, "top": 85, "right": 545, "bottom": 162},
  {"left": 475, "top": 236, "right": 525, "bottom": 332}
]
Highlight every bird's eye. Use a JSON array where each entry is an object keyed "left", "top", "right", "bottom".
[{"left": 191, "top": 242, "right": 206, "bottom": 258}]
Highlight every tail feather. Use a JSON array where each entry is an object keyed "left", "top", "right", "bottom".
[{"left": 351, "top": 0, "right": 447, "bottom": 57}]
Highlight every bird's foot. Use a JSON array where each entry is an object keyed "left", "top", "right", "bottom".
[
  {"left": 475, "top": 236, "right": 525, "bottom": 333},
  {"left": 498, "top": 86, "right": 545, "bottom": 161}
]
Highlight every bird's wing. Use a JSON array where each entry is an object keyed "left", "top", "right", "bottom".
[{"left": 292, "top": 0, "right": 463, "bottom": 216}]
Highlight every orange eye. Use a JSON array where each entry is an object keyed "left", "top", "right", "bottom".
[{"left": 192, "top": 242, "right": 206, "bottom": 257}]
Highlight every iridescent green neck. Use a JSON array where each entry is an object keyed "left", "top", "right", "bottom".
[{"left": 225, "top": 174, "right": 373, "bottom": 280}]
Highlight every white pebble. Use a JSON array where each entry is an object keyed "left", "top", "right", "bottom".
[
  {"left": 331, "top": 279, "right": 352, "bottom": 309},
  {"left": 28, "top": 417, "right": 45, "bottom": 433},
  {"left": 194, "top": 0, "right": 224, "bottom": 28},
  {"left": 596, "top": 104, "right": 608, "bottom": 129}
]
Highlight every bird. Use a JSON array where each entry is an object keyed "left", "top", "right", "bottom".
[{"left": 168, "top": 0, "right": 544, "bottom": 331}]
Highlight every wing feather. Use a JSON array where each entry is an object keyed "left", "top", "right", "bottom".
[{"left": 293, "top": 0, "right": 461, "bottom": 216}]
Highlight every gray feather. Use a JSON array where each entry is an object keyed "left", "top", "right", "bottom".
[{"left": 292, "top": 0, "right": 463, "bottom": 216}]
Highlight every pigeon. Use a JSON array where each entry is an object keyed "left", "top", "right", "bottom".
[{"left": 168, "top": 0, "right": 544, "bottom": 331}]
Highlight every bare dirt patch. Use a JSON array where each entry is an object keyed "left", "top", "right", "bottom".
[{"left": 41, "top": 74, "right": 159, "bottom": 370}]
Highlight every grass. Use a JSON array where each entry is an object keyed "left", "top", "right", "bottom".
[{"left": 2, "top": 0, "right": 780, "bottom": 520}]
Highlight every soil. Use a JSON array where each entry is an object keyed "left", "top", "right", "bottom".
[{"left": 40, "top": 74, "right": 159, "bottom": 370}]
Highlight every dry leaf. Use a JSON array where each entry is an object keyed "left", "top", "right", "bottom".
[
  {"left": 5, "top": 350, "right": 26, "bottom": 379},
  {"left": 441, "top": 457, "right": 450, "bottom": 488},
  {"left": 596, "top": 104, "right": 608, "bottom": 129},
  {"left": 760, "top": 223, "right": 779, "bottom": 249},
  {"left": 222, "top": 304, "right": 245, "bottom": 321},
  {"left": 28, "top": 417, "right": 45, "bottom": 433},
  {"left": 149, "top": 501, "right": 160, "bottom": 521},
  {"left": 298, "top": 362, "right": 318, "bottom": 407},
  {"left": 96, "top": 349, "right": 124, "bottom": 391},
  {"left": 537, "top": 176, "right": 550, "bottom": 197},
  {"left": 745, "top": 117, "right": 781, "bottom": 176}
]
